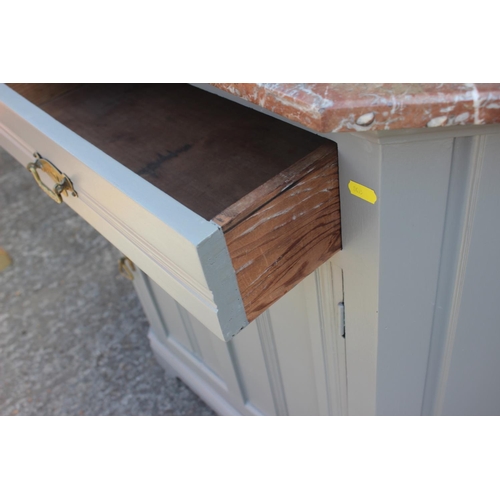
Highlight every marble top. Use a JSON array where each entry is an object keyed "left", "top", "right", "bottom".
[{"left": 212, "top": 84, "right": 500, "bottom": 133}]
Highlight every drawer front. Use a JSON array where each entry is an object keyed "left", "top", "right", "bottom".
[
  {"left": 0, "top": 84, "right": 341, "bottom": 341},
  {"left": 0, "top": 84, "right": 246, "bottom": 340}
]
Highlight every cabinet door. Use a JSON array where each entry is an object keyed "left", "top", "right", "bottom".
[{"left": 137, "top": 260, "right": 347, "bottom": 416}]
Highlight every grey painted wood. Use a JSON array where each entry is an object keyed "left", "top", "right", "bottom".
[
  {"left": 134, "top": 271, "right": 256, "bottom": 414},
  {"left": 325, "top": 132, "right": 381, "bottom": 415},
  {"left": 306, "top": 263, "right": 347, "bottom": 415},
  {"left": 117, "top": 122, "right": 500, "bottom": 415},
  {"left": 255, "top": 312, "right": 290, "bottom": 415},
  {"left": 420, "top": 135, "right": 481, "bottom": 415},
  {"left": 422, "top": 133, "right": 500, "bottom": 415},
  {"left": 135, "top": 258, "right": 347, "bottom": 416},
  {"left": 201, "top": 332, "right": 248, "bottom": 410},
  {"left": 130, "top": 265, "right": 169, "bottom": 347},
  {"left": 229, "top": 322, "right": 277, "bottom": 415},
  {"left": 148, "top": 332, "right": 243, "bottom": 416},
  {"left": 437, "top": 134, "right": 500, "bottom": 415},
  {"left": 11, "top": 77, "right": 499, "bottom": 415},
  {"left": 135, "top": 123, "right": 500, "bottom": 416},
  {"left": 199, "top": 79, "right": 500, "bottom": 416},
  {"left": 193, "top": 88, "right": 500, "bottom": 415},
  {"left": 326, "top": 128, "right": 500, "bottom": 415},
  {"left": 375, "top": 137, "right": 454, "bottom": 415},
  {"left": 9, "top": 79, "right": 500, "bottom": 415},
  {"left": 269, "top": 281, "right": 322, "bottom": 415}
]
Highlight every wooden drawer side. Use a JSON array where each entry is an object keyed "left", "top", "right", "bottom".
[{"left": 217, "top": 144, "right": 341, "bottom": 322}]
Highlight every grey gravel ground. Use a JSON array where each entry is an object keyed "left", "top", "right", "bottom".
[{"left": 0, "top": 147, "right": 215, "bottom": 415}]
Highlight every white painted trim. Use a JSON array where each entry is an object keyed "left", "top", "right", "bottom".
[{"left": 0, "top": 84, "right": 247, "bottom": 340}]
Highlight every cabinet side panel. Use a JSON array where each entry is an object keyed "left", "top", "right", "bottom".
[
  {"left": 376, "top": 137, "right": 454, "bottom": 415},
  {"left": 426, "top": 134, "right": 500, "bottom": 415}
]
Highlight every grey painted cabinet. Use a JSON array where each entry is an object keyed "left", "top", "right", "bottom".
[
  {"left": 133, "top": 122, "right": 500, "bottom": 416},
  {"left": 421, "top": 135, "right": 500, "bottom": 415},
  {"left": 132, "top": 261, "right": 346, "bottom": 416},
  {"left": 3, "top": 82, "right": 500, "bottom": 415}
]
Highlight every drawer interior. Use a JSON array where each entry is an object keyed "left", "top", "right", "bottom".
[
  {"left": 8, "top": 83, "right": 328, "bottom": 221},
  {"left": 7, "top": 83, "right": 341, "bottom": 330}
]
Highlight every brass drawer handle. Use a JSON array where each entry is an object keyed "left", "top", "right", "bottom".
[
  {"left": 27, "top": 153, "right": 78, "bottom": 204},
  {"left": 118, "top": 257, "right": 135, "bottom": 280}
]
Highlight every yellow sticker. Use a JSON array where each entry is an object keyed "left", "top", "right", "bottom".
[{"left": 348, "top": 180, "right": 377, "bottom": 204}]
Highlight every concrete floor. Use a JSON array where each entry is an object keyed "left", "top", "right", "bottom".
[{"left": 0, "top": 148, "right": 215, "bottom": 415}]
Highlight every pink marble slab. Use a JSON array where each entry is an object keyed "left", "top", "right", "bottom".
[{"left": 212, "top": 84, "right": 500, "bottom": 133}]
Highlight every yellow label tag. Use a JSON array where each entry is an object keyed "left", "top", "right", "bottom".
[{"left": 348, "top": 180, "right": 377, "bottom": 204}]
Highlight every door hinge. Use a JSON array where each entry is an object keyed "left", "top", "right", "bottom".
[{"left": 338, "top": 302, "right": 345, "bottom": 338}]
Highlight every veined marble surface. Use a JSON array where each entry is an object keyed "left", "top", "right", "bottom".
[{"left": 212, "top": 83, "right": 500, "bottom": 133}]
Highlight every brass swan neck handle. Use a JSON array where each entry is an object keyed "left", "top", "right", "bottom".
[{"left": 27, "top": 153, "right": 77, "bottom": 204}]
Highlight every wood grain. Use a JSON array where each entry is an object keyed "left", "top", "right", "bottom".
[
  {"left": 37, "top": 83, "right": 326, "bottom": 220},
  {"left": 221, "top": 144, "right": 341, "bottom": 322},
  {"left": 213, "top": 144, "right": 337, "bottom": 232},
  {"left": 6, "top": 84, "right": 82, "bottom": 106}
]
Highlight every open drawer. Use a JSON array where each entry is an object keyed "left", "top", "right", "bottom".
[{"left": 0, "top": 84, "right": 341, "bottom": 340}]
